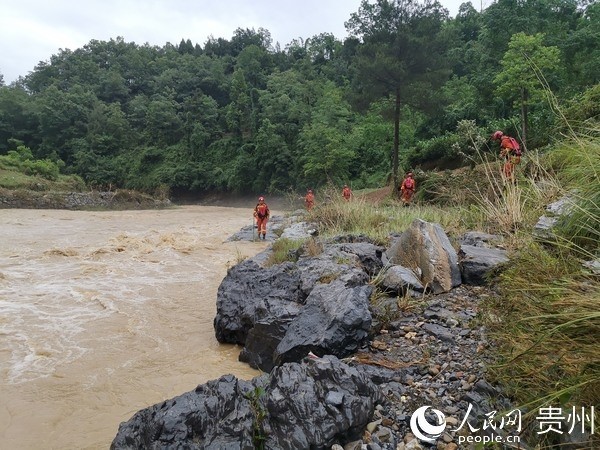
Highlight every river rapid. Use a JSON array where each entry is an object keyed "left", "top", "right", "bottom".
[{"left": 0, "top": 206, "right": 268, "bottom": 449}]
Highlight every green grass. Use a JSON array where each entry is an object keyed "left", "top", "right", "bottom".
[{"left": 0, "top": 167, "right": 86, "bottom": 192}]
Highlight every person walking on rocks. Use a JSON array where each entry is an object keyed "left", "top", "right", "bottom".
[
  {"left": 342, "top": 184, "right": 352, "bottom": 201},
  {"left": 253, "top": 196, "right": 270, "bottom": 240},
  {"left": 399, "top": 172, "right": 416, "bottom": 206}
]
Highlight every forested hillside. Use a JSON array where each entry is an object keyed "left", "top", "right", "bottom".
[{"left": 0, "top": 0, "right": 598, "bottom": 197}]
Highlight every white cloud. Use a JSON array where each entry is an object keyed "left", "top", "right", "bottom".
[{"left": 0, "top": 0, "right": 466, "bottom": 84}]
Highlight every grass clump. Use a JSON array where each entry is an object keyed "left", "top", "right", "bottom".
[
  {"left": 479, "top": 132, "right": 600, "bottom": 446},
  {"left": 265, "top": 238, "right": 306, "bottom": 267},
  {"left": 550, "top": 137, "right": 600, "bottom": 254},
  {"left": 483, "top": 241, "right": 600, "bottom": 446}
]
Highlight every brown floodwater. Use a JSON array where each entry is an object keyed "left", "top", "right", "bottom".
[{"left": 0, "top": 206, "right": 269, "bottom": 449}]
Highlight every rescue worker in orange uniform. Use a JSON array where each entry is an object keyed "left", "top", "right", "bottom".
[
  {"left": 400, "top": 172, "right": 416, "bottom": 206},
  {"left": 253, "top": 196, "right": 270, "bottom": 240},
  {"left": 342, "top": 185, "right": 352, "bottom": 201},
  {"left": 492, "top": 130, "right": 521, "bottom": 182},
  {"left": 304, "top": 189, "right": 315, "bottom": 211}
]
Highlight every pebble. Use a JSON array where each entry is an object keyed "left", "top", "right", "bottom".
[{"left": 352, "top": 285, "right": 519, "bottom": 450}]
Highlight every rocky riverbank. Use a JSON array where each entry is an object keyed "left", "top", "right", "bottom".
[
  {"left": 344, "top": 284, "right": 514, "bottom": 450},
  {"left": 0, "top": 187, "right": 171, "bottom": 209},
  {"left": 113, "top": 216, "right": 539, "bottom": 449}
]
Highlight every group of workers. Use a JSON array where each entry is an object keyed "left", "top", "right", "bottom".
[{"left": 253, "top": 129, "right": 519, "bottom": 239}]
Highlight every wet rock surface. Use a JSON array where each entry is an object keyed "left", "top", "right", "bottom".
[{"left": 111, "top": 356, "right": 380, "bottom": 450}]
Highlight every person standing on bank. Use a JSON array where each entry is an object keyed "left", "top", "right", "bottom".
[
  {"left": 342, "top": 185, "right": 352, "bottom": 201},
  {"left": 304, "top": 189, "right": 315, "bottom": 211},
  {"left": 253, "top": 196, "right": 270, "bottom": 240},
  {"left": 400, "top": 172, "right": 416, "bottom": 206}
]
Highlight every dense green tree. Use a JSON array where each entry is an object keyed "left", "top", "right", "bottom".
[
  {"left": 0, "top": 85, "right": 37, "bottom": 153},
  {"left": 563, "top": 1, "right": 600, "bottom": 88},
  {"left": 258, "top": 70, "right": 315, "bottom": 146},
  {"left": 254, "top": 119, "right": 294, "bottom": 192},
  {"left": 87, "top": 101, "right": 133, "bottom": 156},
  {"left": 298, "top": 82, "right": 355, "bottom": 186},
  {"left": 494, "top": 32, "right": 561, "bottom": 147},
  {"left": 346, "top": 0, "right": 454, "bottom": 190},
  {"left": 226, "top": 68, "right": 252, "bottom": 137},
  {"left": 144, "top": 92, "right": 183, "bottom": 146},
  {"left": 346, "top": 100, "right": 394, "bottom": 187},
  {"left": 33, "top": 84, "right": 97, "bottom": 163}
]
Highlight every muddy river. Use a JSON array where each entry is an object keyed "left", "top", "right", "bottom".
[{"left": 0, "top": 206, "right": 271, "bottom": 449}]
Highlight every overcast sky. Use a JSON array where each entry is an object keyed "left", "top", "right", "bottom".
[{"left": 1, "top": 0, "right": 469, "bottom": 84}]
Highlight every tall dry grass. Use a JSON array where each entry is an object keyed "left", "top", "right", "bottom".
[
  {"left": 476, "top": 127, "right": 600, "bottom": 447},
  {"left": 306, "top": 183, "right": 466, "bottom": 243}
]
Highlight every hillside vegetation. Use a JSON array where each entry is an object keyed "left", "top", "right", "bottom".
[{"left": 1, "top": 0, "right": 599, "bottom": 197}]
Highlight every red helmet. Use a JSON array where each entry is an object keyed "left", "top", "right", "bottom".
[
  {"left": 258, "top": 196, "right": 264, "bottom": 201},
  {"left": 492, "top": 130, "right": 503, "bottom": 140}
]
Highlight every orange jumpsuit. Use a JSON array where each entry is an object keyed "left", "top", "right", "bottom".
[
  {"left": 400, "top": 176, "right": 416, "bottom": 205},
  {"left": 342, "top": 186, "right": 352, "bottom": 201},
  {"left": 305, "top": 192, "right": 315, "bottom": 211},
  {"left": 254, "top": 201, "right": 270, "bottom": 239},
  {"left": 500, "top": 135, "right": 520, "bottom": 181}
]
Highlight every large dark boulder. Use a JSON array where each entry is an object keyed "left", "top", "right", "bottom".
[
  {"left": 215, "top": 240, "right": 380, "bottom": 373},
  {"left": 274, "top": 279, "right": 373, "bottom": 366},
  {"left": 111, "top": 356, "right": 379, "bottom": 450},
  {"left": 213, "top": 259, "right": 304, "bottom": 345},
  {"left": 111, "top": 374, "right": 257, "bottom": 450},
  {"left": 238, "top": 317, "right": 294, "bottom": 372},
  {"left": 262, "top": 356, "right": 380, "bottom": 449}
]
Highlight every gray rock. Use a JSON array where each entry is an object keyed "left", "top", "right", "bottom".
[
  {"left": 274, "top": 280, "right": 373, "bottom": 366},
  {"left": 213, "top": 260, "right": 303, "bottom": 345},
  {"left": 458, "top": 231, "right": 504, "bottom": 248},
  {"left": 334, "top": 242, "right": 385, "bottom": 276},
  {"left": 533, "top": 215, "right": 559, "bottom": 240},
  {"left": 546, "top": 195, "right": 575, "bottom": 216},
  {"left": 421, "top": 323, "right": 454, "bottom": 342},
  {"left": 280, "top": 221, "right": 318, "bottom": 240},
  {"left": 533, "top": 194, "right": 577, "bottom": 242},
  {"left": 296, "top": 244, "right": 373, "bottom": 295},
  {"left": 112, "top": 356, "right": 380, "bottom": 450},
  {"left": 381, "top": 265, "right": 425, "bottom": 293},
  {"left": 458, "top": 245, "right": 509, "bottom": 285},
  {"left": 583, "top": 259, "right": 600, "bottom": 275},
  {"left": 386, "top": 219, "right": 461, "bottom": 294},
  {"left": 239, "top": 317, "right": 295, "bottom": 372}
]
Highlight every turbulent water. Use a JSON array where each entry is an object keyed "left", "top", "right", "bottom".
[{"left": 0, "top": 206, "right": 267, "bottom": 449}]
